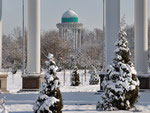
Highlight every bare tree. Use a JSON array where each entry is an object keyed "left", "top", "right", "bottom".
[
  {"left": 2, "top": 27, "right": 27, "bottom": 70},
  {"left": 41, "top": 30, "right": 71, "bottom": 67}
]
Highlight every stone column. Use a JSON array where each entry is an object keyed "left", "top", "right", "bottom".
[
  {"left": 75, "top": 29, "right": 78, "bottom": 50},
  {"left": 80, "top": 29, "right": 82, "bottom": 48},
  {"left": 22, "top": 0, "right": 42, "bottom": 90},
  {"left": 60, "top": 28, "right": 63, "bottom": 38},
  {"left": 66, "top": 29, "right": 68, "bottom": 40},
  {"left": 62, "top": 28, "right": 65, "bottom": 38},
  {"left": 58, "top": 28, "right": 61, "bottom": 38},
  {"left": 80, "top": 30, "right": 82, "bottom": 48},
  {"left": 0, "top": 0, "right": 2, "bottom": 69},
  {"left": 27, "top": 0, "right": 41, "bottom": 74},
  {"left": 73, "top": 29, "right": 76, "bottom": 50},
  {"left": 63, "top": 29, "right": 65, "bottom": 38},
  {"left": 64, "top": 29, "right": 66, "bottom": 39},
  {"left": 77, "top": 29, "right": 80, "bottom": 49},
  {"left": 0, "top": 0, "right": 8, "bottom": 92},
  {"left": 78, "top": 29, "right": 81, "bottom": 49},
  {"left": 104, "top": 0, "right": 120, "bottom": 67},
  {"left": 135, "top": 0, "right": 148, "bottom": 74}
]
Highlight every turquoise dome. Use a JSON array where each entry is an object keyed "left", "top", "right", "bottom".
[{"left": 62, "top": 10, "right": 78, "bottom": 23}]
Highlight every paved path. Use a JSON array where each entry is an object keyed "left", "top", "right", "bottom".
[{"left": 0, "top": 92, "right": 149, "bottom": 113}]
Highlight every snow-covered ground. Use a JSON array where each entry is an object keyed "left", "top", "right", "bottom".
[
  {"left": 0, "top": 70, "right": 150, "bottom": 113},
  {"left": 0, "top": 92, "right": 150, "bottom": 113},
  {"left": 7, "top": 70, "right": 100, "bottom": 93}
]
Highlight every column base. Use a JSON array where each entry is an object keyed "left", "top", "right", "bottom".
[
  {"left": 137, "top": 74, "right": 150, "bottom": 89},
  {"left": 0, "top": 73, "right": 9, "bottom": 93},
  {"left": 21, "top": 74, "right": 44, "bottom": 91}
]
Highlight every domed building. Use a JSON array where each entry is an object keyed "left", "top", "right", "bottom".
[
  {"left": 62, "top": 10, "right": 78, "bottom": 23},
  {"left": 57, "top": 10, "right": 83, "bottom": 50}
]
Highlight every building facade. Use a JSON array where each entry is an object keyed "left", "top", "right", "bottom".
[{"left": 57, "top": 10, "right": 83, "bottom": 51}]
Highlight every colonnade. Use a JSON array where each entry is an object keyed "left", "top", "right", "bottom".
[
  {"left": 105, "top": 0, "right": 148, "bottom": 74},
  {"left": 0, "top": 0, "right": 148, "bottom": 75}
]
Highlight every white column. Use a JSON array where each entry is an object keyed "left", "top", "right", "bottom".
[
  {"left": 60, "top": 28, "right": 63, "bottom": 38},
  {"left": 78, "top": 30, "right": 80, "bottom": 48},
  {"left": 135, "top": 0, "right": 148, "bottom": 74},
  {"left": 59, "top": 28, "right": 61, "bottom": 38},
  {"left": 73, "top": 29, "right": 76, "bottom": 50},
  {"left": 80, "top": 29, "right": 82, "bottom": 48},
  {"left": 104, "top": 0, "right": 120, "bottom": 67},
  {"left": 78, "top": 29, "right": 82, "bottom": 49},
  {"left": 66, "top": 29, "right": 68, "bottom": 40},
  {"left": 0, "top": 0, "right": 2, "bottom": 70},
  {"left": 75, "top": 29, "right": 78, "bottom": 50},
  {"left": 62, "top": 29, "right": 64, "bottom": 38},
  {"left": 27, "top": 0, "right": 41, "bottom": 74},
  {"left": 77, "top": 29, "right": 80, "bottom": 49},
  {"left": 64, "top": 29, "right": 66, "bottom": 39}
]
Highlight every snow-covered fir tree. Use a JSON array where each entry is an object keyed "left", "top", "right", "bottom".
[
  {"left": 33, "top": 53, "right": 63, "bottom": 113},
  {"left": 70, "top": 55, "right": 80, "bottom": 86},
  {"left": 97, "top": 25, "right": 139, "bottom": 111},
  {"left": 89, "top": 66, "right": 99, "bottom": 85},
  {"left": 70, "top": 66, "right": 80, "bottom": 86}
]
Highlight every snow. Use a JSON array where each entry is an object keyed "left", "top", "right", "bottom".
[
  {"left": 0, "top": 92, "right": 150, "bottom": 113},
  {"left": 47, "top": 53, "right": 54, "bottom": 60},
  {"left": 0, "top": 98, "right": 9, "bottom": 113},
  {"left": 7, "top": 71, "right": 22, "bottom": 93},
  {"left": 60, "top": 85, "right": 100, "bottom": 92},
  {"left": 33, "top": 54, "right": 63, "bottom": 113},
  {"left": 0, "top": 70, "right": 149, "bottom": 113},
  {"left": 5, "top": 104, "right": 150, "bottom": 113},
  {"left": 7, "top": 70, "right": 100, "bottom": 93},
  {"left": 98, "top": 26, "right": 140, "bottom": 110},
  {"left": 137, "top": 74, "right": 150, "bottom": 78},
  {"left": 33, "top": 96, "right": 59, "bottom": 113}
]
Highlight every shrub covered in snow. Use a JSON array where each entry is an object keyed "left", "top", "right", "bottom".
[
  {"left": 33, "top": 53, "right": 63, "bottom": 113},
  {"left": 0, "top": 97, "right": 9, "bottom": 113},
  {"left": 97, "top": 26, "right": 139, "bottom": 111},
  {"left": 70, "top": 66, "right": 80, "bottom": 86},
  {"left": 89, "top": 66, "right": 99, "bottom": 85}
]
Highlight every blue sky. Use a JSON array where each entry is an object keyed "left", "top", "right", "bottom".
[{"left": 2, "top": 0, "right": 150, "bottom": 34}]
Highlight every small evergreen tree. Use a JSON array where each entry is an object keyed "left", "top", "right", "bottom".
[
  {"left": 97, "top": 26, "right": 139, "bottom": 111},
  {"left": 70, "top": 66, "right": 80, "bottom": 86},
  {"left": 89, "top": 66, "right": 99, "bottom": 85},
  {"left": 33, "top": 53, "right": 63, "bottom": 113},
  {"left": 70, "top": 56, "right": 80, "bottom": 86}
]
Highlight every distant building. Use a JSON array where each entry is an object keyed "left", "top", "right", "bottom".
[{"left": 57, "top": 9, "right": 83, "bottom": 51}]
